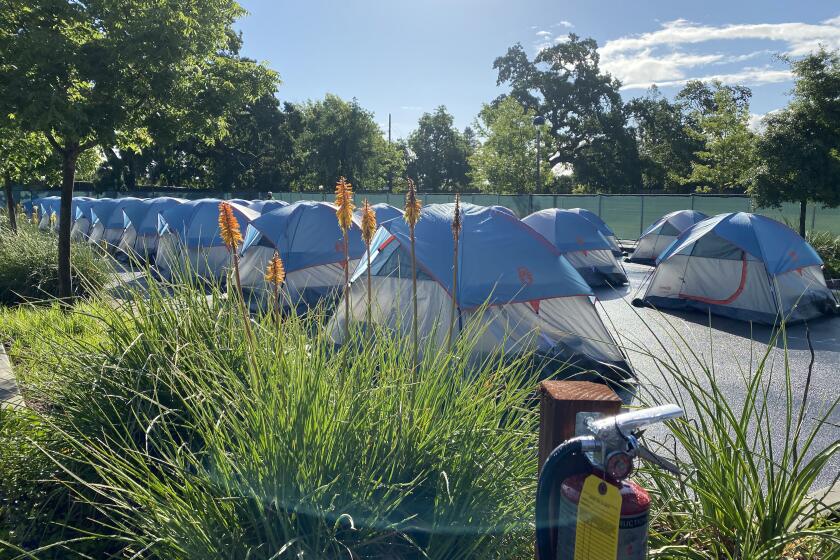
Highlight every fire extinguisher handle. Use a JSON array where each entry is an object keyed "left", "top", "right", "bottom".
[{"left": 535, "top": 436, "right": 597, "bottom": 560}]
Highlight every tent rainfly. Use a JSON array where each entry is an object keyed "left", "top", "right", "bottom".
[
  {"left": 330, "top": 203, "right": 634, "bottom": 388},
  {"left": 565, "top": 207, "right": 622, "bottom": 256},
  {"left": 238, "top": 201, "right": 365, "bottom": 310},
  {"left": 629, "top": 210, "right": 708, "bottom": 264},
  {"left": 636, "top": 212, "right": 839, "bottom": 323},
  {"left": 71, "top": 198, "right": 108, "bottom": 241},
  {"left": 119, "top": 197, "right": 185, "bottom": 258},
  {"left": 248, "top": 200, "right": 289, "bottom": 213},
  {"left": 156, "top": 199, "right": 260, "bottom": 281},
  {"left": 354, "top": 203, "right": 402, "bottom": 224},
  {"left": 87, "top": 197, "right": 143, "bottom": 250},
  {"left": 523, "top": 209, "right": 628, "bottom": 287}
]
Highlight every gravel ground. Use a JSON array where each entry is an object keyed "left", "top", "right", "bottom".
[{"left": 597, "top": 262, "right": 840, "bottom": 490}]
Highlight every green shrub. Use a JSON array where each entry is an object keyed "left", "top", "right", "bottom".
[
  {"left": 807, "top": 230, "right": 840, "bottom": 280},
  {"left": 0, "top": 215, "right": 110, "bottom": 306},
  {"left": 631, "top": 316, "right": 840, "bottom": 559},
  {"left": 8, "top": 275, "right": 539, "bottom": 559}
]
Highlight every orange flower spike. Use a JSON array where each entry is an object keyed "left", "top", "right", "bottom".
[
  {"left": 404, "top": 178, "right": 421, "bottom": 227},
  {"left": 360, "top": 199, "right": 377, "bottom": 246},
  {"left": 218, "top": 202, "right": 243, "bottom": 251},
  {"left": 335, "top": 177, "right": 355, "bottom": 232},
  {"left": 264, "top": 251, "right": 286, "bottom": 286},
  {"left": 452, "top": 193, "right": 462, "bottom": 237}
]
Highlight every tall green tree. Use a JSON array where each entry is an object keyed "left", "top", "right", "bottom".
[
  {"left": 0, "top": 119, "right": 54, "bottom": 232},
  {"left": 751, "top": 49, "right": 840, "bottom": 236},
  {"left": 682, "top": 84, "right": 757, "bottom": 193},
  {"left": 627, "top": 87, "right": 702, "bottom": 192},
  {"left": 0, "top": 0, "right": 277, "bottom": 299},
  {"left": 492, "top": 37, "right": 641, "bottom": 192},
  {"left": 406, "top": 106, "right": 472, "bottom": 191},
  {"left": 295, "top": 95, "right": 402, "bottom": 191},
  {"left": 468, "top": 97, "right": 551, "bottom": 193}
]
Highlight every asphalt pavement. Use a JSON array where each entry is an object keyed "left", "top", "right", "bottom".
[{"left": 597, "top": 262, "right": 840, "bottom": 490}]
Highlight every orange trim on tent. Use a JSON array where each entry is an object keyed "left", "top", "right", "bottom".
[{"left": 679, "top": 251, "right": 748, "bottom": 305}]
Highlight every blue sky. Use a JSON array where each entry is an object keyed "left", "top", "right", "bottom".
[{"left": 235, "top": 0, "right": 840, "bottom": 138}]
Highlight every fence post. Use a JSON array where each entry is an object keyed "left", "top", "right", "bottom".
[
  {"left": 537, "top": 380, "right": 622, "bottom": 554},
  {"left": 597, "top": 194, "right": 603, "bottom": 217},
  {"left": 690, "top": 194, "right": 695, "bottom": 210},
  {"left": 811, "top": 204, "right": 817, "bottom": 232},
  {"left": 639, "top": 195, "right": 645, "bottom": 237}
]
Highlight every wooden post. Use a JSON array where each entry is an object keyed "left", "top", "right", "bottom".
[{"left": 538, "top": 380, "right": 622, "bottom": 472}]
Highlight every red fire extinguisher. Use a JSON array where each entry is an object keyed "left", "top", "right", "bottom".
[{"left": 535, "top": 404, "right": 683, "bottom": 560}]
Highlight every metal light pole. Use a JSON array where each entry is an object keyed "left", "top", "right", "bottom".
[{"left": 533, "top": 115, "right": 545, "bottom": 193}]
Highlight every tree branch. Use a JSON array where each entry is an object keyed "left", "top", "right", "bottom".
[{"left": 45, "top": 132, "right": 64, "bottom": 155}]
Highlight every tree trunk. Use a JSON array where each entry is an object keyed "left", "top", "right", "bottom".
[
  {"left": 799, "top": 198, "right": 807, "bottom": 238},
  {"left": 4, "top": 174, "right": 16, "bottom": 233},
  {"left": 57, "top": 143, "right": 80, "bottom": 302}
]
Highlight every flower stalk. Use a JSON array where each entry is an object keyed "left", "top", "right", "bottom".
[
  {"left": 219, "top": 202, "right": 254, "bottom": 346},
  {"left": 404, "top": 178, "right": 421, "bottom": 371},
  {"left": 360, "top": 199, "right": 377, "bottom": 328},
  {"left": 264, "top": 250, "right": 286, "bottom": 322},
  {"left": 448, "top": 193, "right": 461, "bottom": 351},
  {"left": 335, "top": 177, "right": 355, "bottom": 340}
]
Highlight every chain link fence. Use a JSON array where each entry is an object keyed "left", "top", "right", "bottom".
[{"left": 6, "top": 188, "right": 840, "bottom": 238}]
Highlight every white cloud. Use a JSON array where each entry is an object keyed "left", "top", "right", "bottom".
[
  {"left": 620, "top": 66, "right": 792, "bottom": 91},
  {"left": 602, "top": 15, "right": 840, "bottom": 90},
  {"left": 555, "top": 20, "right": 574, "bottom": 29},
  {"left": 399, "top": 105, "right": 423, "bottom": 111},
  {"left": 536, "top": 30, "right": 551, "bottom": 37}
]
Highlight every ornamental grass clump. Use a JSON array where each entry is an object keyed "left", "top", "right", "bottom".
[
  {"left": 360, "top": 198, "right": 377, "bottom": 326},
  {"left": 4, "top": 269, "right": 537, "bottom": 559},
  {"left": 0, "top": 212, "right": 108, "bottom": 306},
  {"left": 335, "top": 177, "right": 355, "bottom": 338},
  {"left": 624, "top": 311, "right": 840, "bottom": 559}
]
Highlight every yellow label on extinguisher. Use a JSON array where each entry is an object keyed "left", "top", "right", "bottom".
[{"left": 573, "top": 475, "right": 621, "bottom": 560}]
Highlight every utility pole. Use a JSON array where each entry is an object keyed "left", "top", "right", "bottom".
[{"left": 387, "top": 113, "right": 393, "bottom": 192}]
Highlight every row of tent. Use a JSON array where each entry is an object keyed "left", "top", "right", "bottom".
[
  {"left": 627, "top": 209, "right": 838, "bottom": 324},
  {"left": 25, "top": 196, "right": 838, "bottom": 386},
  {"left": 27, "top": 196, "right": 636, "bottom": 389}
]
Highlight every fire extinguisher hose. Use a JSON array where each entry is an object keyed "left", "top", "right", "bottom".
[{"left": 536, "top": 437, "right": 596, "bottom": 560}]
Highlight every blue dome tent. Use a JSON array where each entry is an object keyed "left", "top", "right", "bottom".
[
  {"left": 565, "top": 208, "right": 622, "bottom": 256},
  {"left": 331, "top": 203, "right": 632, "bottom": 385},
  {"left": 37, "top": 196, "right": 61, "bottom": 230},
  {"left": 248, "top": 199, "right": 289, "bottom": 213},
  {"left": 71, "top": 198, "right": 109, "bottom": 241},
  {"left": 523, "top": 209, "right": 628, "bottom": 287},
  {"left": 156, "top": 199, "right": 260, "bottom": 280},
  {"left": 638, "top": 212, "right": 838, "bottom": 323},
  {"left": 629, "top": 210, "right": 708, "bottom": 264},
  {"left": 88, "top": 197, "right": 143, "bottom": 250},
  {"left": 119, "top": 197, "right": 185, "bottom": 258},
  {"left": 238, "top": 201, "right": 365, "bottom": 310},
  {"left": 354, "top": 203, "right": 402, "bottom": 224}
]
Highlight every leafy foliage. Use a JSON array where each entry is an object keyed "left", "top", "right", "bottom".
[
  {"left": 405, "top": 106, "right": 473, "bottom": 192},
  {"left": 295, "top": 95, "right": 404, "bottom": 190},
  {"left": 0, "top": 215, "right": 109, "bottom": 306},
  {"left": 682, "top": 82, "right": 758, "bottom": 192},
  {"left": 627, "top": 87, "right": 702, "bottom": 192},
  {"left": 751, "top": 50, "right": 840, "bottom": 236},
  {"left": 469, "top": 97, "right": 552, "bottom": 193},
  {"left": 493, "top": 37, "right": 641, "bottom": 192}
]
